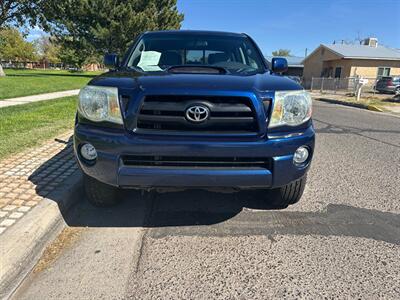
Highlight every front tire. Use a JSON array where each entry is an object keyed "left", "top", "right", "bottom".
[
  {"left": 83, "top": 174, "right": 120, "bottom": 207},
  {"left": 269, "top": 176, "right": 307, "bottom": 208}
]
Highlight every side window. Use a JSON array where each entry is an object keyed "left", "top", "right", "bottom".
[
  {"left": 247, "top": 56, "right": 258, "bottom": 68},
  {"left": 237, "top": 47, "right": 246, "bottom": 65},
  {"left": 377, "top": 67, "right": 391, "bottom": 78},
  {"left": 128, "top": 40, "right": 144, "bottom": 66},
  {"left": 241, "top": 43, "right": 259, "bottom": 68}
]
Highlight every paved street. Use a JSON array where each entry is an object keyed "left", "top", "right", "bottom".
[{"left": 12, "top": 101, "right": 400, "bottom": 299}]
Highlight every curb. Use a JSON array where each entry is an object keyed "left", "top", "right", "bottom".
[
  {"left": 366, "top": 104, "right": 383, "bottom": 112},
  {"left": 314, "top": 97, "right": 383, "bottom": 112},
  {"left": 0, "top": 170, "right": 83, "bottom": 299},
  {"left": 314, "top": 98, "right": 400, "bottom": 119}
]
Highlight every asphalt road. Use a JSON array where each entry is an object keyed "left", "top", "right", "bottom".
[{"left": 13, "top": 101, "right": 400, "bottom": 299}]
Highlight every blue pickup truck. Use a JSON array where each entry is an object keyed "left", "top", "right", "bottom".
[{"left": 74, "top": 30, "right": 315, "bottom": 208}]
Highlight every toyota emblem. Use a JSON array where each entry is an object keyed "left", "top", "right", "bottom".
[{"left": 185, "top": 105, "right": 209, "bottom": 123}]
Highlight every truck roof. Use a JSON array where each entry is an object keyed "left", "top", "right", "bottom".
[{"left": 142, "top": 30, "right": 247, "bottom": 38}]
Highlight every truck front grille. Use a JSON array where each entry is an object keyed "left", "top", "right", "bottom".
[
  {"left": 136, "top": 95, "right": 258, "bottom": 134},
  {"left": 121, "top": 155, "right": 271, "bottom": 170}
]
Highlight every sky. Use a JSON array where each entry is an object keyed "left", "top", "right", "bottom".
[
  {"left": 177, "top": 0, "right": 400, "bottom": 57},
  {"left": 27, "top": 0, "right": 400, "bottom": 57}
]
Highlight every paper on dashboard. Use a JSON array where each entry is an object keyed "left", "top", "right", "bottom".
[{"left": 138, "top": 51, "right": 162, "bottom": 71}]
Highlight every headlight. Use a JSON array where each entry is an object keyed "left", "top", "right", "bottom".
[
  {"left": 78, "top": 85, "right": 122, "bottom": 124},
  {"left": 269, "top": 90, "right": 312, "bottom": 128}
]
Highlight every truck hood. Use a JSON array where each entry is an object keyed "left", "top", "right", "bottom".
[{"left": 89, "top": 70, "right": 302, "bottom": 93}]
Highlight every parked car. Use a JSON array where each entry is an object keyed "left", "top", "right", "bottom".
[
  {"left": 74, "top": 30, "right": 315, "bottom": 208},
  {"left": 375, "top": 76, "right": 400, "bottom": 94}
]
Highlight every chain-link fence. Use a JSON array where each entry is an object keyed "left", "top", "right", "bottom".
[{"left": 310, "top": 77, "right": 378, "bottom": 95}]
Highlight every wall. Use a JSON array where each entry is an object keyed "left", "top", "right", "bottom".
[
  {"left": 83, "top": 63, "right": 102, "bottom": 71},
  {"left": 348, "top": 59, "right": 400, "bottom": 77},
  {"left": 303, "top": 46, "right": 400, "bottom": 89},
  {"left": 302, "top": 46, "right": 341, "bottom": 88},
  {"left": 321, "top": 60, "right": 352, "bottom": 78}
]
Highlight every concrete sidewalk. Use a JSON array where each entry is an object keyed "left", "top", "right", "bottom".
[
  {"left": 0, "top": 131, "right": 82, "bottom": 298},
  {"left": 0, "top": 89, "right": 80, "bottom": 108},
  {"left": 0, "top": 132, "right": 77, "bottom": 235}
]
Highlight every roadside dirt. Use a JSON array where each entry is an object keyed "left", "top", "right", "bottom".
[{"left": 33, "top": 227, "right": 83, "bottom": 274}]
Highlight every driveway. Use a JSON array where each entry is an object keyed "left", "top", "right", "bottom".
[{"left": 13, "top": 101, "right": 400, "bottom": 299}]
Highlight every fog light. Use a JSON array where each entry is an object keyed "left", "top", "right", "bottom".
[
  {"left": 293, "top": 146, "right": 309, "bottom": 165},
  {"left": 80, "top": 143, "right": 97, "bottom": 161}
]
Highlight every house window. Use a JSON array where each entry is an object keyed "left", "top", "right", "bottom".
[
  {"left": 334, "top": 67, "right": 342, "bottom": 78},
  {"left": 321, "top": 67, "right": 333, "bottom": 77},
  {"left": 377, "top": 67, "right": 390, "bottom": 78},
  {"left": 328, "top": 67, "right": 333, "bottom": 77}
]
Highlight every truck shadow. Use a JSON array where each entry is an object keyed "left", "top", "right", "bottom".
[
  {"left": 313, "top": 118, "right": 400, "bottom": 149},
  {"left": 29, "top": 136, "right": 400, "bottom": 246},
  {"left": 62, "top": 187, "right": 400, "bottom": 246}
]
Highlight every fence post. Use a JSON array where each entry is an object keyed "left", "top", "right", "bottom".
[
  {"left": 356, "top": 83, "right": 362, "bottom": 101},
  {"left": 373, "top": 78, "right": 376, "bottom": 95},
  {"left": 320, "top": 77, "right": 324, "bottom": 93},
  {"left": 334, "top": 78, "right": 337, "bottom": 94}
]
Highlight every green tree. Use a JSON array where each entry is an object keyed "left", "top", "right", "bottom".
[
  {"left": 0, "top": 0, "right": 45, "bottom": 76},
  {"left": 0, "top": 0, "right": 45, "bottom": 28},
  {"left": 0, "top": 28, "right": 37, "bottom": 62},
  {"left": 57, "top": 44, "right": 88, "bottom": 69},
  {"left": 272, "top": 49, "right": 292, "bottom": 57},
  {"left": 34, "top": 35, "right": 61, "bottom": 65},
  {"left": 41, "top": 0, "right": 184, "bottom": 68}
]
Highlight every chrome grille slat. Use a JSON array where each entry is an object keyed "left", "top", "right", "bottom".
[{"left": 136, "top": 95, "right": 258, "bottom": 134}]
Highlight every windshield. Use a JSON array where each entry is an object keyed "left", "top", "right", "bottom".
[{"left": 126, "top": 33, "right": 266, "bottom": 74}]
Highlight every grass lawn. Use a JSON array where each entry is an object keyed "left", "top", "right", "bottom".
[
  {"left": 0, "top": 97, "right": 77, "bottom": 159},
  {"left": 0, "top": 69, "right": 102, "bottom": 100}
]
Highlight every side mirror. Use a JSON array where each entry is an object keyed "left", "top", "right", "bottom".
[
  {"left": 271, "top": 57, "right": 288, "bottom": 74},
  {"left": 104, "top": 54, "right": 119, "bottom": 69}
]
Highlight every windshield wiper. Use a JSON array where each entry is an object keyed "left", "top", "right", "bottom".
[
  {"left": 234, "top": 66, "right": 258, "bottom": 74},
  {"left": 127, "top": 66, "right": 145, "bottom": 72},
  {"left": 166, "top": 65, "right": 229, "bottom": 74}
]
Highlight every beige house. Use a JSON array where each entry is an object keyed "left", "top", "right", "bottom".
[{"left": 302, "top": 38, "right": 400, "bottom": 88}]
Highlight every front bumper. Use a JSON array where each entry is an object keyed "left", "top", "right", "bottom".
[{"left": 74, "top": 124, "right": 315, "bottom": 189}]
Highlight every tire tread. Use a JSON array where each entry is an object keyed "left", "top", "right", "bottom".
[
  {"left": 84, "top": 175, "right": 119, "bottom": 207},
  {"left": 270, "top": 175, "right": 307, "bottom": 208}
]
